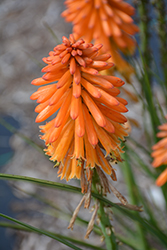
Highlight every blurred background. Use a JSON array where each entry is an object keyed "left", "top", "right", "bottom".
[{"left": 0, "top": 0, "right": 167, "bottom": 250}]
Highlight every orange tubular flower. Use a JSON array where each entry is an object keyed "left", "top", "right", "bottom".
[
  {"left": 31, "top": 35, "right": 128, "bottom": 193},
  {"left": 151, "top": 123, "right": 167, "bottom": 186},
  {"left": 61, "top": 0, "right": 139, "bottom": 81}
]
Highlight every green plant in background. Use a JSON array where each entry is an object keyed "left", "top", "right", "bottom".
[{"left": 0, "top": 0, "right": 167, "bottom": 250}]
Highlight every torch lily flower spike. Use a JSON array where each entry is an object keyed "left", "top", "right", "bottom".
[
  {"left": 62, "top": 0, "right": 139, "bottom": 81},
  {"left": 31, "top": 34, "right": 128, "bottom": 195}
]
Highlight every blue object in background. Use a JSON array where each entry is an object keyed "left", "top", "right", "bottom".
[{"left": 0, "top": 115, "right": 20, "bottom": 250}]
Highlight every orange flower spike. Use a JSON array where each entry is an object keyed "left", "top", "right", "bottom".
[
  {"left": 62, "top": 1, "right": 139, "bottom": 50},
  {"left": 62, "top": 0, "right": 139, "bottom": 80},
  {"left": 82, "top": 103, "right": 98, "bottom": 146},
  {"left": 32, "top": 34, "right": 120, "bottom": 125},
  {"left": 31, "top": 34, "right": 129, "bottom": 190}
]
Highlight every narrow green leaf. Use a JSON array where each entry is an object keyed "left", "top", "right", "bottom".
[
  {"left": 126, "top": 145, "right": 156, "bottom": 179},
  {"left": 0, "top": 118, "right": 43, "bottom": 154},
  {"left": 128, "top": 137, "right": 151, "bottom": 157},
  {"left": 121, "top": 152, "right": 149, "bottom": 250},
  {"left": 12, "top": 184, "right": 101, "bottom": 235},
  {"left": 115, "top": 234, "right": 139, "bottom": 250},
  {"left": 0, "top": 213, "right": 82, "bottom": 250},
  {"left": 43, "top": 22, "right": 61, "bottom": 44},
  {"left": 1, "top": 173, "right": 167, "bottom": 247},
  {"left": 0, "top": 222, "right": 103, "bottom": 250}
]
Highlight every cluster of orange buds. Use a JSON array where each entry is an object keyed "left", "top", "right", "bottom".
[
  {"left": 152, "top": 123, "right": 167, "bottom": 186},
  {"left": 31, "top": 35, "right": 128, "bottom": 193},
  {"left": 61, "top": 0, "right": 139, "bottom": 81}
]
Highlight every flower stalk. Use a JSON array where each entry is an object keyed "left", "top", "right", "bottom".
[
  {"left": 121, "top": 149, "right": 149, "bottom": 250},
  {"left": 154, "top": 0, "right": 167, "bottom": 99},
  {"left": 92, "top": 171, "right": 118, "bottom": 250},
  {"left": 137, "top": 0, "right": 151, "bottom": 75}
]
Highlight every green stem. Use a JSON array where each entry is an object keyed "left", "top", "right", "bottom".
[
  {"left": 154, "top": 0, "right": 167, "bottom": 96},
  {"left": 137, "top": 0, "right": 151, "bottom": 73},
  {"left": 121, "top": 151, "right": 149, "bottom": 250},
  {"left": 138, "top": 49, "right": 160, "bottom": 140},
  {"left": 98, "top": 202, "right": 118, "bottom": 250},
  {"left": 92, "top": 173, "right": 118, "bottom": 250},
  {"left": 137, "top": 1, "right": 161, "bottom": 139}
]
